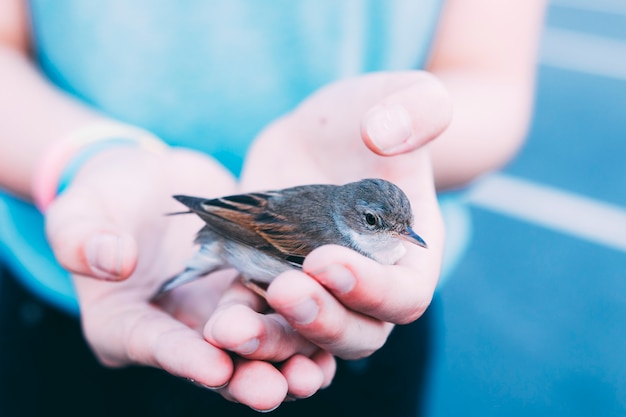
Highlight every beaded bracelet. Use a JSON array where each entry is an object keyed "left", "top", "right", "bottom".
[{"left": 32, "top": 122, "right": 167, "bottom": 212}]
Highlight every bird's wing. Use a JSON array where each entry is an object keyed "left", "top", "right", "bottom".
[{"left": 174, "top": 193, "right": 314, "bottom": 266}]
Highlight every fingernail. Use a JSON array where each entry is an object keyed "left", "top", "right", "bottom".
[
  {"left": 233, "top": 338, "right": 260, "bottom": 355},
  {"left": 364, "top": 104, "right": 414, "bottom": 153},
  {"left": 187, "top": 378, "right": 229, "bottom": 391},
  {"left": 85, "top": 234, "right": 125, "bottom": 280},
  {"left": 282, "top": 298, "right": 319, "bottom": 325},
  {"left": 313, "top": 264, "right": 355, "bottom": 294},
  {"left": 252, "top": 404, "right": 281, "bottom": 413},
  {"left": 286, "top": 391, "right": 315, "bottom": 401}
]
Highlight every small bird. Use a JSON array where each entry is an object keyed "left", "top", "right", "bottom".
[{"left": 155, "top": 178, "right": 427, "bottom": 297}]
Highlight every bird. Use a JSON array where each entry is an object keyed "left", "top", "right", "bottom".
[{"left": 154, "top": 178, "right": 427, "bottom": 298}]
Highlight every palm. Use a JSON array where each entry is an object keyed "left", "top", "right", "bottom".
[
  {"left": 48, "top": 148, "right": 334, "bottom": 409},
  {"left": 48, "top": 148, "right": 239, "bottom": 360},
  {"left": 241, "top": 73, "right": 432, "bottom": 198},
  {"left": 239, "top": 72, "right": 446, "bottom": 357}
]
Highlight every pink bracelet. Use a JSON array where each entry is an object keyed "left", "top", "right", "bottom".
[{"left": 32, "top": 122, "right": 167, "bottom": 212}]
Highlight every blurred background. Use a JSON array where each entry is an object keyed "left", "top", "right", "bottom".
[
  {"left": 1, "top": 1, "right": 623, "bottom": 416},
  {"left": 426, "top": 0, "right": 626, "bottom": 415}
]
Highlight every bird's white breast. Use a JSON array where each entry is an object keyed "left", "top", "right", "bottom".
[{"left": 346, "top": 229, "right": 407, "bottom": 265}]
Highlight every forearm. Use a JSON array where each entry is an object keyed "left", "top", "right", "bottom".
[
  {"left": 0, "top": 45, "right": 106, "bottom": 199},
  {"left": 425, "top": 0, "right": 546, "bottom": 191}
]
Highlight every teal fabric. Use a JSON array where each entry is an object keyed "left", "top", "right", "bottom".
[
  {"left": 28, "top": 0, "right": 444, "bottom": 175},
  {"left": 0, "top": 0, "right": 465, "bottom": 314},
  {"left": 0, "top": 192, "right": 77, "bottom": 313}
]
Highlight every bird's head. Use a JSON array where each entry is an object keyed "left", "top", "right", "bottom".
[{"left": 334, "top": 178, "right": 427, "bottom": 265}]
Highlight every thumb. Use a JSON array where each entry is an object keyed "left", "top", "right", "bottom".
[
  {"left": 44, "top": 189, "right": 138, "bottom": 281},
  {"left": 361, "top": 72, "right": 452, "bottom": 156}
]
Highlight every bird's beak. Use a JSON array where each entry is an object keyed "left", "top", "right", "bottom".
[{"left": 399, "top": 227, "right": 428, "bottom": 249}]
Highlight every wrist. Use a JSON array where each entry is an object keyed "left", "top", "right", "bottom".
[{"left": 32, "top": 122, "right": 167, "bottom": 211}]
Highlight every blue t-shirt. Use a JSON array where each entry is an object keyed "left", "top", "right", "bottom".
[
  {"left": 0, "top": 0, "right": 449, "bottom": 313},
  {"left": 30, "top": 0, "right": 443, "bottom": 174}
]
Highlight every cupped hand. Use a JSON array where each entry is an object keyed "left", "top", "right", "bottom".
[
  {"left": 44, "top": 146, "right": 334, "bottom": 411},
  {"left": 233, "top": 70, "right": 450, "bottom": 359}
]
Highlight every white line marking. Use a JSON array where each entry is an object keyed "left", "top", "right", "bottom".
[
  {"left": 540, "top": 27, "right": 626, "bottom": 80},
  {"left": 465, "top": 174, "right": 626, "bottom": 253},
  {"left": 550, "top": 0, "right": 626, "bottom": 16}
]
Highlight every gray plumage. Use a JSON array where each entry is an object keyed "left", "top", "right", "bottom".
[{"left": 155, "top": 178, "right": 426, "bottom": 296}]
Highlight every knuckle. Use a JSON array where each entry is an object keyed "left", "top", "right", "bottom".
[
  {"left": 80, "top": 316, "right": 128, "bottom": 368},
  {"left": 319, "top": 317, "right": 391, "bottom": 361},
  {"left": 348, "top": 323, "right": 390, "bottom": 360},
  {"left": 357, "top": 280, "right": 393, "bottom": 318},
  {"left": 394, "top": 296, "right": 431, "bottom": 325},
  {"left": 317, "top": 319, "right": 347, "bottom": 347},
  {"left": 363, "top": 288, "right": 388, "bottom": 312},
  {"left": 95, "top": 353, "right": 126, "bottom": 368},
  {"left": 122, "top": 310, "right": 158, "bottom": 365}
]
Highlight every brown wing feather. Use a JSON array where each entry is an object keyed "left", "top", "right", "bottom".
[
  {"left": 174, "top": 193, "right": 311, "bottom": 264},
  {"left": 248, "top": 185, "right": 338, "bottom": 259}
]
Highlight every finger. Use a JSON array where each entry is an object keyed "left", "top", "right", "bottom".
[
  {"left": 302, "top": 153, "right": 445, "bottom": 324},
  {"left": 204, "top": 281, "right": 318, "bottom": 361},
  {"left": 80, "top": 299, "right": 234, "bottom": 389},
  {"left": 310, "top": 349, "right": 337, "bottom": 389},
  {"left": 45, "top": 187, "right": 139, "bottom": 281},
  {"left": 279, "top": 354, "right": 325, "bottom": 399},
  {"left": 267, "top": 270, "right": 394, "bottom": 360},
  {"left": 225, "top": 358, "right": 288, "bottom": 412},
  {"left": 303, "top": 245, "right": 438, "bottom": 325},
  {"left": 157, "top": 269, "right": 239, "bottom": 331},
  {"left": 360, "top": 71, "right": 452, "bottom": 156},
  {"left": 205, "top": 305, "right": 319, "bottom": 361}
]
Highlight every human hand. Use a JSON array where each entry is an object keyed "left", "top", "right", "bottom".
[
  {"left": 44, "top": 146, "right": 334, "bottom": 411},
  {"left": 232, "top": 71, "right": 450, "bottom": 359}
]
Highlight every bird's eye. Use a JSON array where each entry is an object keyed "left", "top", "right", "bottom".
[{"left": 365, "top": 212, "right": 378, "bottom": 226}]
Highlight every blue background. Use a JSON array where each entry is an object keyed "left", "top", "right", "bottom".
[{"left": 425, "top": 1, "right": 626, "bottom": 415}]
